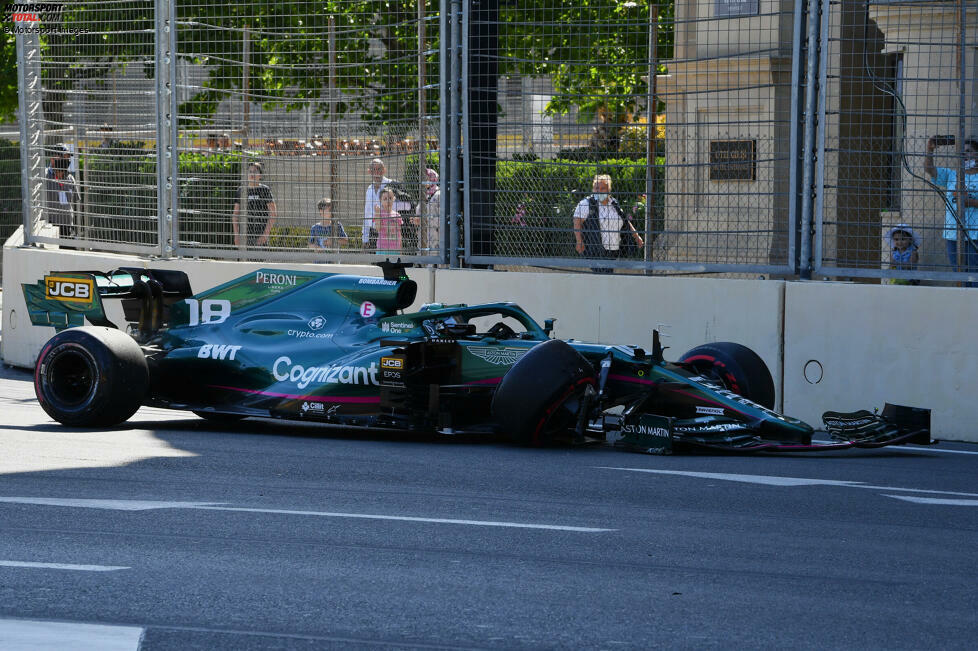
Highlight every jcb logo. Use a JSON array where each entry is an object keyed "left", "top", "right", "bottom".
[
  {"left": 381, "top": 357, "right": 404, "bottom": 370},
  {"left": 44, "top": 276, "right": 94, "bottom": 303}
]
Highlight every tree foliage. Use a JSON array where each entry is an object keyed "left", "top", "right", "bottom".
[
  {"left": 500, "top": 0, "right": 673, "bottom": 124},
  {"left": 0, "top": 1, "right": 672, "bottom": 134}
]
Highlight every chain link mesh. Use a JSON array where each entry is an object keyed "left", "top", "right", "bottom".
[
  {"left": 818, "top": 0, "right": 978, "bottom": 285},
  {"left": 10, "top": 0, "right": 977, "bottom": 282},
  {"left": 172, "top": 0, "right": 441, "bottom": 262}
]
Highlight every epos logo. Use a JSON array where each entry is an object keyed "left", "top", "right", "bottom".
[{"left": 44, "top": 276, "right": 94, "bottom": 303}]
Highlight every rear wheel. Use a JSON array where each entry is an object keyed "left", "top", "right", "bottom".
[
  {"left": 491, "top": 340, "right": 597, "bottom": 445},
  {"left": 678, "top": 342, "right": 775, "bottom": 409},
  {"left": 34, "top": 326, "right": 148, "bottom": 426}
]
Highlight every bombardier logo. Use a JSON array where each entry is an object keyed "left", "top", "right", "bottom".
[
  {"left": 44, "top": 276, "right": 94, "bottom": 303},
  {"left": 273, "top": 356, "right": 379, "bottom": 388}
]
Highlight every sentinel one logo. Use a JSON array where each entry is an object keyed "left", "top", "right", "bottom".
[
  {"left": 272, "top": 356, "right": 379, "bottom": 388},
  {"left": 44, "top": 275, "right": 94, "bottom": 303}
]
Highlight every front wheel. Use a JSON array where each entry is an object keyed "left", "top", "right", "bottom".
[
  {"left": 491, "top": 340, "right": 597, "bottom": 445},
  {"left": 34, "top": 326, "right": 148, "bottom": 427},
  {"left": 678, "top": 342, "right": 775, "bottom": 409}
]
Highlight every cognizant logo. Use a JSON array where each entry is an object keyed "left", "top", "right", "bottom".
[{"left": 272, "top": 356, "right": 379, "bottom": 388}]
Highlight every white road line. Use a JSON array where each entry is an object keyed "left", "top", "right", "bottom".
[
  {"left": 0, "top": 497, "right": 213, "bottom": 510},
  {"left": 808, "top": 441, "right": 978, "bottom": 456},
  {"left": 194, "top": 505, "right": 615, "bottom": 532},
  {"left": 597, "top": 468, "right": 978, "bottom": 499},
  {"left": 0, "top": 561, "right": 129, "bottom": 572},
  {"left": 0, "top": 496, "right": 615, "bottom": 533},
  {"left": 0, "top": 618, "right": 143, "bottom": 651},
  {"left": 891, "top": 445, "right": 978, "bottom": 456},
  {"left": 883, "top": 495, "right": 978, "bottom": 506}
]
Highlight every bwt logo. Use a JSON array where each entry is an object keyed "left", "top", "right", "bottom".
[{"left": 44, "top": 276, "right": 94, "bottom": 303}]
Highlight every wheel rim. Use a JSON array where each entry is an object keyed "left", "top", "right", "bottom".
[{"left": 46, "top": 345, "right": 98, "bottom": 407}]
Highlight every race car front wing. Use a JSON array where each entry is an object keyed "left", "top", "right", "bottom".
[{"left": 612, "top": 403, "right": 934, "bottom": 454}]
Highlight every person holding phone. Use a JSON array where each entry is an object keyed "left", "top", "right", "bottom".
[{"left": 924, "top": 135, "right": 978, "bottom": 285}]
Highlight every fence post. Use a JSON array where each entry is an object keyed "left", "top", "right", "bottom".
[
  {"left": 800, "top": 0, "right": 822, "bottom": 278},
  {"left": 788, "top": 0, "right": 805, "bottom": 277},
  {"left": 448, "top": 0, "right": 463, "bottom": 268},
  {"left": 16, "top": 29, "right": 42, "bottom": 243},
  {"left": 460, "top": 0, "right": 470, "bottom": 266},
  {"left": 812, "top": 0, "right": 829, "bottom": 277},
  {"left": 645, "top": 3, "right": 658, "bottom": 266},
  {"left": 155, "top": 0, "right": 178, "bottom": 258},
  {"left": 954, "top": 0, "right": 967, "bottom": 274}
]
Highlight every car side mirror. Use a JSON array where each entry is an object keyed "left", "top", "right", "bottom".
[{"left": 544, "top": 318, "right": 556, "bottom": 338}]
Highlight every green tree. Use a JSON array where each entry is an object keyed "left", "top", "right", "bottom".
[
  {"left": 499, "top": 0, "right": 673, "bottom": 152},
  {"left": 1, "top": 1, "right": 673, "bottom": 138}
]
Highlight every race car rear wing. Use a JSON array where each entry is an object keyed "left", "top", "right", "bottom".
[{"left": 22, "top": 268, "right": 193, "bottom": 340}]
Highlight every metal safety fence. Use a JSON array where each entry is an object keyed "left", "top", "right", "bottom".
[
  {"left": 814, "top": 0, "right": 978, "bottom": 285},
  {"left": 0, "top": 135, "right": 21, "bottom": 282},
  {"left": 10, "top": 0, "right": 978, "bottom": 283},
  {"left": 15, "top": 0, "right": 442, "bottom": 264}
]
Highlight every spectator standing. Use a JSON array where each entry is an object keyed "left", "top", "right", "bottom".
[
  {"left": 416, "top": 167, "right": 441, "bottom": 254},
  {"left": 233, "top": 162, "right": 277, "bottom": 247},
  {"left": 44, "top": 145, "right": 79, "bottom": 237},
  {"left": 924, "top": 136, "right": 978, "bottom": 286},
  {"left": 374, "top": 188, "right": 402, "bottom": 254},
  {"left": 363, "top": 158, "right": 393, "bottom": 250},
  {"left": 308, "top": 197, "right": 348, "bottom": 250},
  {"left": 573, "top": 174, "right": 643, "bottom": 273}
]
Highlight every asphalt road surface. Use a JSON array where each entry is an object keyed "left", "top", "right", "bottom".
[{"left": 1, "top": 362, "right": 977, "bottom": 650}]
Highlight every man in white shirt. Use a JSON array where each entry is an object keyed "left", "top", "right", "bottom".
[
  {"left": 573, "top": 174, "right": 643, "bottom": 273},
  {"left": 362, "top": 158, "right": 393, "bottom": 250}
]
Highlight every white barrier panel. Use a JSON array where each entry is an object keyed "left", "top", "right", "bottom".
[
  {"left": 784, "top": 281, "right": 975, "bottom": 442},
  {"left": 1, "top": 235, "right": 434, "bottom": 369},
  {"left": 432, "top": 270, "right": 786, "bottom": 410}
]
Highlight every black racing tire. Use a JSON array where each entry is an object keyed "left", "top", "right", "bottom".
[
  {"left": 34, "top": 326, "right": 149, "bottom": 427},
  {"left": 678, "top": 342, "right": 775, "bottom": 409},
  {"left": 491, "top": 339, "right": 597, "bottom": 446},
  {"left": 193, "top": 411, "right": 247, "bottom": 424}
]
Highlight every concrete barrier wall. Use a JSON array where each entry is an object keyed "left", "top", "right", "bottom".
[
  {"left": 3, "top": 239, "right": 975, "bottom": 442},
  {"left": 433, "top": 270, "right": 786, "bottom": 409},
  {"left": 783, "top": 281, "right": 976, "bottom": 441}
]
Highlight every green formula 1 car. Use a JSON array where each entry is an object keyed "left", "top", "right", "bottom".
[{"left": 28, "top": 262, "right": 933, "bottom": 454}]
